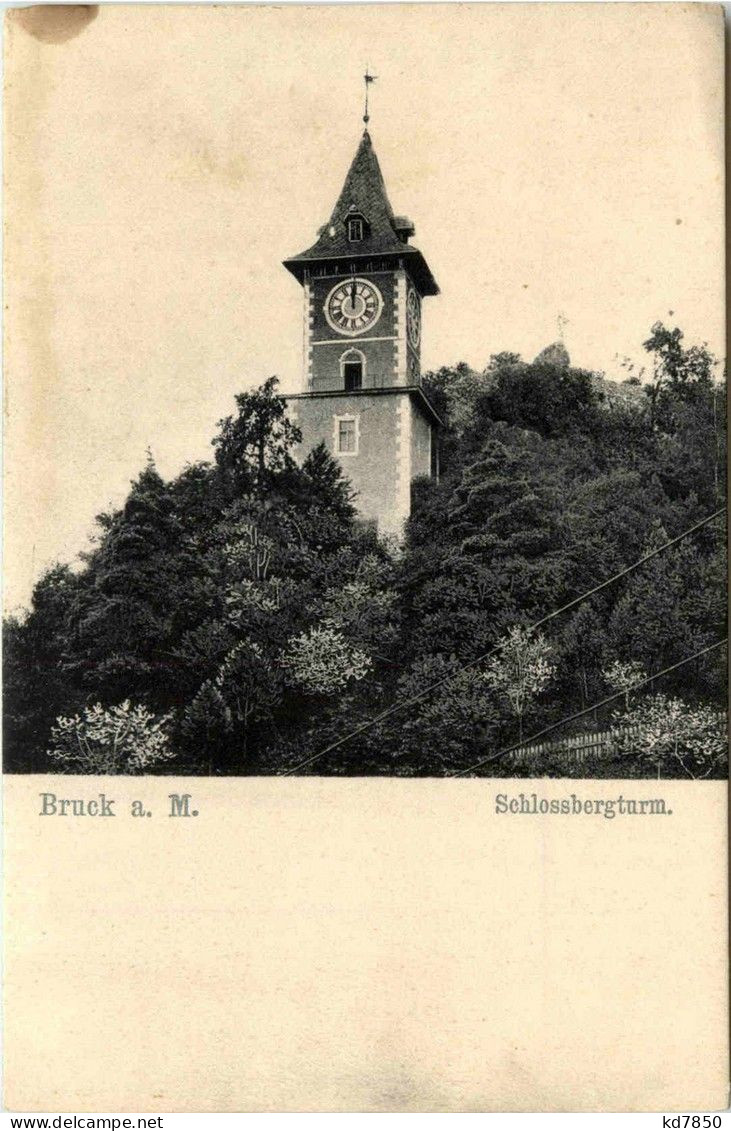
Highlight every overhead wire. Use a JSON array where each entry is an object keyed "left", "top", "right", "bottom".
[
  {"left": 278, "top": 506, "right": 726, "bottom": 776},
  {"left": 451, "top": 637, "right": 728, "bottom": 778}
]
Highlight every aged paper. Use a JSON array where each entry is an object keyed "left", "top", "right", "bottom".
[
  {"left": 3, "top": 2, "right": 727, "bottom": 1113},
  {"left": 4, "top": 777, "right": 729, "bottom": 1112}
]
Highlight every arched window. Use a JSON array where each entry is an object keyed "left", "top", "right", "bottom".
[{"left": 340, "top": 348, "right": 365, "bottom": 391}]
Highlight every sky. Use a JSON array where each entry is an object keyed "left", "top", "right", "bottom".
[{"left": 5, "top": 3, "right": 724, "bottom": 611}]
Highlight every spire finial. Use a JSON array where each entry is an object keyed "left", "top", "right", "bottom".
[
  {"left": 363, "top": 68, "right": 377, "bottom": 126},
  {"left": 557, "top": 312, "right": 569, "bottom": 342}
]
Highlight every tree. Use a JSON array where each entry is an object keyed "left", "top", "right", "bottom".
[
  {"left": 212, "top": 376, "right": 301, "bottom": 497},
  {"left": 299, "top": 442, "right": 356, "bottom": 524},
  {"left": 482, "top": 627, "right": 555, "bottom": 742},
  {"left": 48, "top": 701, "right": 175, "bottom": 774},
  {"left": 406, "top": 566, "right": 501, "bottom": 661},
  {"left": 562, "top": 469, "right": 672, "bottom": 591},
  {"left": 373, "top": 653, "right": 501, "bottom": 775},
  {"left": 613, "top": 693, "right": 727, "bottom": 779},
  {"left": 6, "top": 321, "right": 726, "bottom": 779},
  {"left": 421, "top": 361, "right": 490, "bottom": 467},
  {"left": 642, "top": 322, "right": 716, "bottom": 427},
  {"left": 315, "top": 553, "right": 400, "bottom": 655},
  {"left": 167, "top": 461, "right": 225, "bottom": 538},
  {"left": 602, "top": 658, "right": 647, "bottom": 710},
  {"left": 480, "top": 354, "right": 603, "bottom": 438},
  {"left": 607, "top": 519, "right": 725, "bottom": 693},
  {"left": 64, "top": 456, "right": 187, "bottom": 704},
  {"left": 448, "top": 435, "right": 571, "bottom": 623},
  {"left": 280, "top": 626, "right": 371, "bottom": 696},
  {"left": 558, "top": 604, "right": 609, "bottom": 713},
  {"left": 180, "top": 640, "right": 283, "bottom": 769},
  {"left": 3, "top": 564, "right": 83, "bottom": 770}
]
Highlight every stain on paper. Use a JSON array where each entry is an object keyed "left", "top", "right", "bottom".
[{"left": 12, "top": 5, "right": 98, "bottom": 45}]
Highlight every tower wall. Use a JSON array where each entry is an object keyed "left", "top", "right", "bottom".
[
  {"left": 410, "top": 401, "right": 432, "bottom": 478},
  {"left": 309, "top": 339, "right": 397, "bottom": 393},
  {"left": 304, "top": 268, "right": 421, "bottom": 393},
  {"left": 287, "top": 390, "right": 434, "bottom": 538}
]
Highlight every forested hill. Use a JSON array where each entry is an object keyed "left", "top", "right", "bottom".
[{"left": 4, "top": 322, "right": 727, "bottom": 778}]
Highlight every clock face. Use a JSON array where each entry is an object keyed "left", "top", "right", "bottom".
[
  {"left": 325, "top": 278, "right": 383, "bottom": 337},
  {"left": 406, "top": 287, "right": 421, "bottom": 349}
]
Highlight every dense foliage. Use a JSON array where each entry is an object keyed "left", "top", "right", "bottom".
[{"left": 5, "top": 325, "right": 727, "bottom": 777}]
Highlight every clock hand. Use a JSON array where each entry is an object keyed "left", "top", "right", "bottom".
[{"left": 350, "top": 278, "right": 357, "bottom": 309}]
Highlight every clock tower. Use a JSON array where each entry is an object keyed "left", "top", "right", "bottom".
[{"left": 283, "top": 124, "right": 441, "bottom": 537}]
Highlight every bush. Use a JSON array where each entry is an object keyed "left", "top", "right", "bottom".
[
  {"left": 280, "top": 626, "right": 371, "bottom": 696},
  {"left": 613, "top": 693, "right": 727, "bottom": 779},
  {"left": 48, "top": 701, "right": 175, "bottom": 774}
]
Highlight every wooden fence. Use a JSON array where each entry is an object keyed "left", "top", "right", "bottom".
[{"left": 507, "top": 725, "right": 642, "bottom": 770}]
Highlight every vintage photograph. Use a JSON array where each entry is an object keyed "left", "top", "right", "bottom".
[
  {"left": 4, "top": 3, "right": 726, "bottom": 780},
  {"left": 3, "top": 6, "right": 728, "bottom": 1117}
]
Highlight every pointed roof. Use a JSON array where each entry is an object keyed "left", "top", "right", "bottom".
[
  {"left": 284, "top": 130, "right": 438, "bottom": 296},
  {"left": 325, "top": 129, "right": 397, "bottom": 247}
]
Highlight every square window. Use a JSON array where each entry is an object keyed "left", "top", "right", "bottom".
[{"left": 338, "top": 418, "right": 357, "bottom": 454}]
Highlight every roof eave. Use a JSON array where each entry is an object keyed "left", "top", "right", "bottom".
[
  {"left": 285, "top": 384, "right": 445, "bottom": 428},
  {"left": 282, "top": 248, "right": 439, "bottom": 297},
  {"left": 412, "top": 385, "right": 444, "bottom": 427}
]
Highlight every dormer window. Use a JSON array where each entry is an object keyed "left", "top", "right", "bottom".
[{"left": 348, "top": 217, "right": 364, "bottom": 242}]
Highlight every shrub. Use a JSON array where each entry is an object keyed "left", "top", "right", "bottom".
[
  {"left": 280, "top": 626, "right": 371, "bottom": 696},
  {"left": 48, "top": 701, "right": 175, "bottom": 774},
  {"left": 613, "top": 693, "right": 727, "bottom": 779}
]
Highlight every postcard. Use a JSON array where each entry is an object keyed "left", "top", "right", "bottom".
[{"left": 3, "top": 3, "right": 727, "bottom": 1112}]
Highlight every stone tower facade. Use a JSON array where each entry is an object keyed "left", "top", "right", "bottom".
[{"left": 283, "top": 128, "right": 441, "bottom": 537}]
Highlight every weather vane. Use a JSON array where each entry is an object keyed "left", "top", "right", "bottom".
[{"left": 363, "top": 69, "right": 377, "bottom": 125}]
